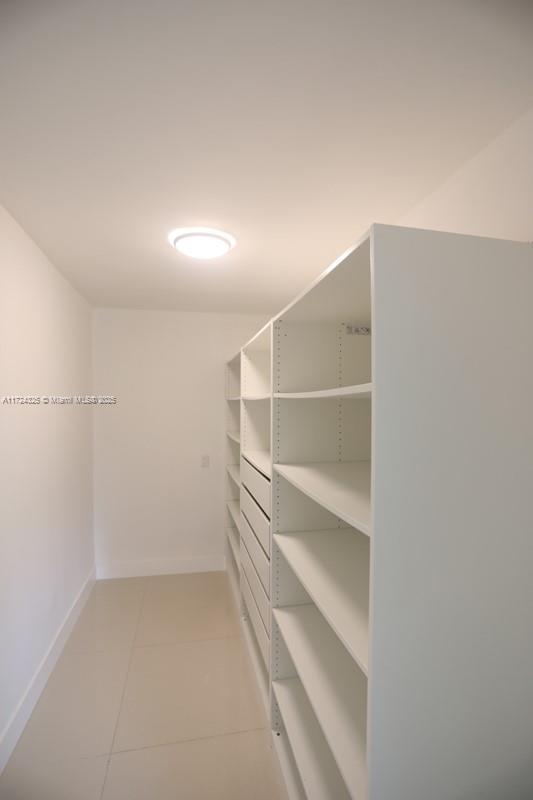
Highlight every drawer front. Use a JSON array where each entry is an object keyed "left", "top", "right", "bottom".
[
  {"left": 241, "top": 570, "right": 269, "bottom": 668},
  {"left": 240, "top": 511, "right": 269, "bottom": 596},
  {"left": 240, "top": 539, "right": 270, "bottom": 634},
  {"left": 241, "top": 456, "right": 271, "bottom": 517},
  {"left": 241, "top": 486, "right": 270, "bottom": 556}
]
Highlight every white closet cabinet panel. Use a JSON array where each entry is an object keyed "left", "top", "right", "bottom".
[
  {"left": 241, "top": 455, "right": 271, "bottom": 516},
  {"left": 368, "top": 225, "right": 533, "bottom": 800},
  {"left": 241, "top": 485, "right": 270, "bottom": 556}
]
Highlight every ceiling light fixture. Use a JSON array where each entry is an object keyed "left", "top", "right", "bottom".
[{"left": 168, "top": 227, "right": 236, "bottom": 259}]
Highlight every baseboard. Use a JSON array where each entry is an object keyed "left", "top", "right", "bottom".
[
  {"left": 96, "top": 554, "right": 225, "bottom": 579},
  {"left": 0, "top": 565, "right": 95, "bottom": 774}
]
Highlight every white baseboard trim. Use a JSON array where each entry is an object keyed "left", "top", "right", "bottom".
[
  {"left": 96, "top": 554, "right": 225, "bottom": 579},
  {"left": 0, "top": 565, "right": 95, "bottom": 774}
]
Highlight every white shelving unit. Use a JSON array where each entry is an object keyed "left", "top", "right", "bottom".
[
  {"left": 274, "top": 462, "right": 371, "bottom": 534},
  {"left": 241, "top": 449, "right": 272, "bottom": 478},
  {"left": 274, "top": 383, "right": 372, "bottom": 400},
  {"left": 225, "top": 354, "right": 241, "bottom": 602},
  {"left": 226, "top": 524, "right": 240, "bottom": 565},
  {"left": 226, "top": 499, "right": 240, "bottom": 530},
  {"left": 234, "top": 323, "right": 273, "bottom": 713},
  {"left": 273, "top": 678, "right": 351, "bottom": 800},
  {"left": 226, "top": 225, "right": 533, "bottom": 800},
  {"left": 226, "top": 463, "right": 240, "bottom": 488},
  {"left": 274, "top": 604, "right": 367, "bottom": 798},
  {"left": 274, "top": 528, "right": 369, "bottom": 670}
]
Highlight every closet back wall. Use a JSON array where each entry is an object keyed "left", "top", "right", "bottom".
[{"left": 93, "top": 309, "right": 267, "bottom": 579}]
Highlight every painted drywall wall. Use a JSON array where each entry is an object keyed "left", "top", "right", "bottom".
[
  {"left": 0, "top": 205, "right": 94, "bottom": 769},
  {"left": 399, "top": 106, "right": 533, "bottom": 241},
  {"left": 93, "top": 309, "right": 267, "bottom": 578}
]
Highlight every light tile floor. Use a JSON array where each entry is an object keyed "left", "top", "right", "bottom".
[{"left": 0, "top": 572, "right": 287, "bottom": 800}]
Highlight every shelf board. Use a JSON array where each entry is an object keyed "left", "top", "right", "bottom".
[
  {"left": 273, "top": 678, "right": 350, "bottom": 800},
  {"left": 274, "top": 529, "right": 369, "bottom": 673},
  {"left": 226, "top": 463, "right": 240, "bottom": 487},
  {"left": 242, "top": 449, "right": 272, "bottom": 479},
  {"left": 227, "top": 431, "right": 241, "bottom": 445},
  {"left": 226, "top": 396, "right": 241, "bottom": 401},
  {"left": 271, "top": 729, "right": 307, "bottom": 800},
  {"left": 226, "top": 541, "right": 240, "bottom": 610},
  {"left": 226, "top": 526, "right": 240, "bottom": 565},
  {"left": 226, "top": 499, "right": 240, "bottom": 530},
  {"left": 274, "top": 383, "right": 372, "bottom": 400},
  {"left": 241, "top": 616, "right": 269, "bottom": 715},
  {"left": 242, "top": 394, "right": 271, "bottom": 401},
  {"left": 274, "top": 461, "right": 371, "bottom": 535},
  {"left": 274, "top": 605, "right": 367, "bottom": 799}
]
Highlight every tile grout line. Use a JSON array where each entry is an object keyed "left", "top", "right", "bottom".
[
  {"left": 68, "top": 631, "right": 242, "bottom": 657},
  {"left": 132, "top": 632, "right": 242, "bottom": 650},
  {"left": 97, "top": 575, "right": 262, "bottom": 796},
  {"left": 98, "top": 578, "right": 149, "bottom": 800},
  {"left": 107, "top": 724, "right": 269, "bottom": 757}
]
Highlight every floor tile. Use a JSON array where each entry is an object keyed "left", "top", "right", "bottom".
[
  {"left": 113, "top": 636, "right": 266, "bottom": 752},
  {"left": 12, "top": 648, "right": 131, "bottom": 760},
  {"left": 102, "top": 730, "right": 287, "bottom": 800},
  {"left": 0, "top": 753, "right": 108, "bottom": 800},
  {"left": 135, "top": 571, "right": 240, "bottom": 647},
  {"left": 66, "top": 578, "right": 145, "bottom": 653},
  {"left": 92, "top": 577, "right": 147, "bottom": 599}
]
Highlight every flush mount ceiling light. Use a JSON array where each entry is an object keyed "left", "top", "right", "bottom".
[{"left": 168, "top": 227, "right": 236, "bottom": 259}]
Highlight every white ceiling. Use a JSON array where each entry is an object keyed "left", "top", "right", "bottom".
[{"left": 1, "top": 0, "right": 532, "bottom": 313}]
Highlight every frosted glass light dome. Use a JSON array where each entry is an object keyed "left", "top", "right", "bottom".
[{"left": 168, "top": 227, "right": 236, "bottom": 259}]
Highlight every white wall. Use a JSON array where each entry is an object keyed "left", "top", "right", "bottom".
[
  {"left": 400, "top": 106, "right": 533, "bottom": 241},
  {"left": 0, "top": 205, "right": 94, "bottom": 769},
  {"left": 93, "top": 309, "right": 266, "bottom": 579}
]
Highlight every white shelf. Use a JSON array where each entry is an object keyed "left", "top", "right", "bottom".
[
  {"left": 274, "top": 605, "right": 367, "bottom": 799},
  {"left": 271, "top": 729, "right": 307, "bottom": 800},
  {"left": 242, "top": 394, "right": 271, "bottom": 401},
  {"left": 274, "top": 529, "right": 369, "bottom": 673},
  {"left": 226, "top": 463, "right": 240, "bottom": 487},
  {"left": 241, "top": 568, "right": 269, "bottom": 670},
  {"left": 227, "top": 431, "right": 241, "bottom": 445},
  {"left": 242, "top": 449, "right": 272, "bottom": 479},
  {"left": 274, "top": 461, "right": 371, "bottom": 535},
  {"left": 275, "top": 383, "right": 372, "bottom": 400},
  {"left": 227, "top": 499, "right": 240, "bottom": 530},
  {"left": 273, "top": 678, "right": 350, "bottom": 800},
  {"left": 226, "top": 526, "right": 240, "bottom": 565},
  {"left": 226, "top": 396, "right": 241, "bottom": 401},
  {"left": 241, "top": 616, "right": 269, "bottom": 715},
  {"left": 226, "top": 539, "right": 240, "bottom": 609}
]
